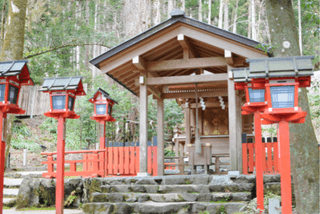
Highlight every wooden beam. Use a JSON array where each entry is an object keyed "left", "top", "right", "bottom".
[
  {"left": 147, "top": 57, "right": 227, "bottom": 72},
  {"left": 133, "top": 56, "right": 147, "bottom": 70},
  {"left": 177, "top": 34, "right": 195, "bottom": 59},
  {"left": 132, "top": 56, "right": 160, "bottom": 78},
  {"left": 148, "top": 85, "right": 161, "bottom": 99},
  {"left": 233, "top": 57, "right": 248, "bottom": 67},
  {"left": 147, "top": 73, "right": 228, "bottom": 85},
  {"left": 183, "top": 102, "right": 229, "bottom": 108},
  {"left": 161, "top": 90, "right": 228, "bottom": 99},
  {"left": 180, "top": 25, "right": 268, "bottom": 59},
  {"left": 99, "top": 26, "right": 182, "bottom": 74},
  {"left": 225, "top": 50, "right": 234, "bottom": 65}
]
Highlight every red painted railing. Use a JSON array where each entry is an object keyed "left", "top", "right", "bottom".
[
  {"left": 41, "top": 141, "right": 158, "bottom": 178},
  {"left": 41, "top": 149, "right": 106, "bottom": 178},
  {"left": 242, "top": 136, "right": 279, "bottom": 175}
]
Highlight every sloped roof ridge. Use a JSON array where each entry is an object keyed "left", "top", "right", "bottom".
[{"left": 89, "top": 12, "right": 269, "bottom": 68}]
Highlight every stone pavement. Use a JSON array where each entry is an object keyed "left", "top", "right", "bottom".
[{"left": 3, "top": 209, "right": 82, "bottom": 214}]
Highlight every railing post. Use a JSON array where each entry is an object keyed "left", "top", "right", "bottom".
[
  {"left": 93, "top": 151, "right": 99, "bottom": 173},
  {"left": 70, "top": 162, "right": 76, "bottom": 172},
  {"left": 273, "top": 137, "right": 279, "bottom": 173},
  {"left": 242, "top": 133, "right": 248, "bottom": 174},
  {"left": 23, "top": 149, "right": 27, "bottom": 166},
  {"left": 83, "top": 154, "right": 88, "bottom": 172},
  {"left": 152, "top": 136, "right": 158, "bottom": 176},
  {"left": 47, "top": 154, "right": 54, "bottom": 175},
  {"left": 147, "top": 141, "right": 152, "bottom": 175}
]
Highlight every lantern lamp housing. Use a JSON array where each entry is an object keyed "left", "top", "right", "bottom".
[
  {"left": 232, "top": 67, "right": 267, "bottom": 110},
  {"left": 40, "top": 76, "right": 86, "bottom": 119},
  {"left": 0, "top": 60, "right": 34, "bottom": 114},
  {"left": 246, "top": 56, "right": 314, "bottom": 114},
  {"left": 89, "top": 88, "right": 118, "bottom": 122}
]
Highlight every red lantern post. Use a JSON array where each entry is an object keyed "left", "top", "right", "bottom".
[
  {"left": 88, "top": 88, "right": 118, "bottom": 150},
  {"left": 247, "top": 56, "right": 314, "bottom": 214},
  {"left": 233, "top": 68, "right": 267, "bottom": 212},
  {"left": 0, "top": 60, "right": 33, "bottom": 214},
  {"left": 40, "top": 76, "right": 86, "bottom": 214}
]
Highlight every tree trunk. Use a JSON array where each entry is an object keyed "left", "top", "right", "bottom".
[
  {"left": 84, "top": 0, "right": 90, "bottom": 71},
  {"left": 223, "top": 1, "right": 228, "bottom": 30},
  {"left": 232, "top": 0, "right": 238, "bottom": 33},
  {"left": 266, "top": 1, "right": 320, "bottom": 213},
  {"left": 181, "top": 0, "right": 185, "bottom": 12},
  {"left": 0, "top": 1, "right": 7, "bottom": 52},
  {"left": 251, "top": 0, "right": 256, "bottom": 40},
  {"left": 208, "top": 0, "right": 211, "bottom": 24},
  {"left": 153, "top": 0, "right": 161, "bottom": 25},
  {"left": 167, "top": 0, "right": 173, "bottom": 19},
  {"left": 218, "top": 0, "right": 223, "bottom": 28},
  {"left": 298, "top": 0, "right": 302, "bottom": 55},
  {"left": 75, "top": 1, "right": 80, "bottom": 72},
  {"left": 0, "top": 0, "right": 28, "bottom": 170},
  {"left": 198, "top": 0, "right": 202, "bottom": 22},
  {"left": 248, "top": 2, "right": 251, "bottom": 39}
]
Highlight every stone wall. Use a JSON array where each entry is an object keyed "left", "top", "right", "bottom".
[{"left": 16, "top": 174, "right": 288, "bottom": 212}]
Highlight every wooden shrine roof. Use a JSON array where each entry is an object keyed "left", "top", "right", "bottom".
[
  {"left": 40, "top": 76, "right": 86, "bottom": 95},
  {"left": 89, "top": 87, "right": 118, "bottom": 104},
  {"left": 90, "top": 9, "right": 269, "bottom": 97},
  {"left": 233, "top": 56, "right": 314, "bottom": 82}
]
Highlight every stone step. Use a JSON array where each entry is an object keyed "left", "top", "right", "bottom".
[
  {"left": 4, "top": 178, "right": 23, "bottom": 188},
  {"left": 100, "top": 183, "right": 254, "bottom": 194},
  {"left": 3, "top": 198, "right": 16, "bottom": 207},
  {"left": 90, "top": 192, "right": 252, "bottom": 203},
  {"left": 82, "top": 201, "right": 246, "bottom": 214},
  {"left": 3, "top": 188, "right": 19, "bottom": 197},
  {"left": 4, "top": 171, "right": 46, "bottom": 179}
]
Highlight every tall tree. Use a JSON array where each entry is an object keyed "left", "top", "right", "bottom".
[
  {"left": 218, "top": 0, "right": 223, "bottom": 28},
  {"left": 297, "top": 0, "right": 302, "bottom": 55},
  {"left": 223, "top": 1, "right": 228, "bottom": 30},
  {"left": 266, "top": 0, "right": 319, "bottom": 213},
  {"left": 0, "top": 0, "right": 28, "bottom": 168},
  {"left": 232, "top": 0, "right": 238, "bottom": 33},
  {"left": 251, "top": 0, "right": 256, "bottom": 40},
  {"left": 198, "top": 0, "right": 202, "bottom": 22},
  {"left": 207, "top": 0, "right": 211, "bottom": 24},
  {"left": 168, "top": 0, "right": 173, "bottom": 18}
]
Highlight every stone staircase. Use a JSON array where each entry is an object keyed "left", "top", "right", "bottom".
[
  {"left": 82, "top": 174, "right": 257, "bottom": 214},
  {"left": 3, "top": 178, "right": 23, "bottom": 207},
  {"left": 3, "top": 168, "right": 45, "bottom": 208}
]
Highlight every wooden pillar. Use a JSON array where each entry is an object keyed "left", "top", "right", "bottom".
[
  {"left": 228, "top": 65, "right": 239, "bottom": 171},
  {"left": 157, "top": 98, "right": 164, "bottom": 176},
  {"left": 185, "top": 105, "right": 191, "bottom": 146},
  {"left": 138, "top": 75, "right": 149, "bottom": 176},
  {"left": 236, "top": 92, "right": 243, "bottom": 173},
  {"left": 175, "top": 139, "right": 179, "bottom": 165}
]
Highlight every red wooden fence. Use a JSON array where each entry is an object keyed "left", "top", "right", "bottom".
[
  {"left": 242, "top": 136, "right": 279, "bottom": 175},
  {"left": 41, "top": 140, "right": 158, "bottom": 178}
]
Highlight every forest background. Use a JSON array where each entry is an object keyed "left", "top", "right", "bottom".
[{"left": 0, "top": 0, "right": 318, "bottom": 152}]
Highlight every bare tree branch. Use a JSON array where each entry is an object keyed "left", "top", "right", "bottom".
[{"left": 24, "top": 43, "right": 111, "bottom": 59}]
